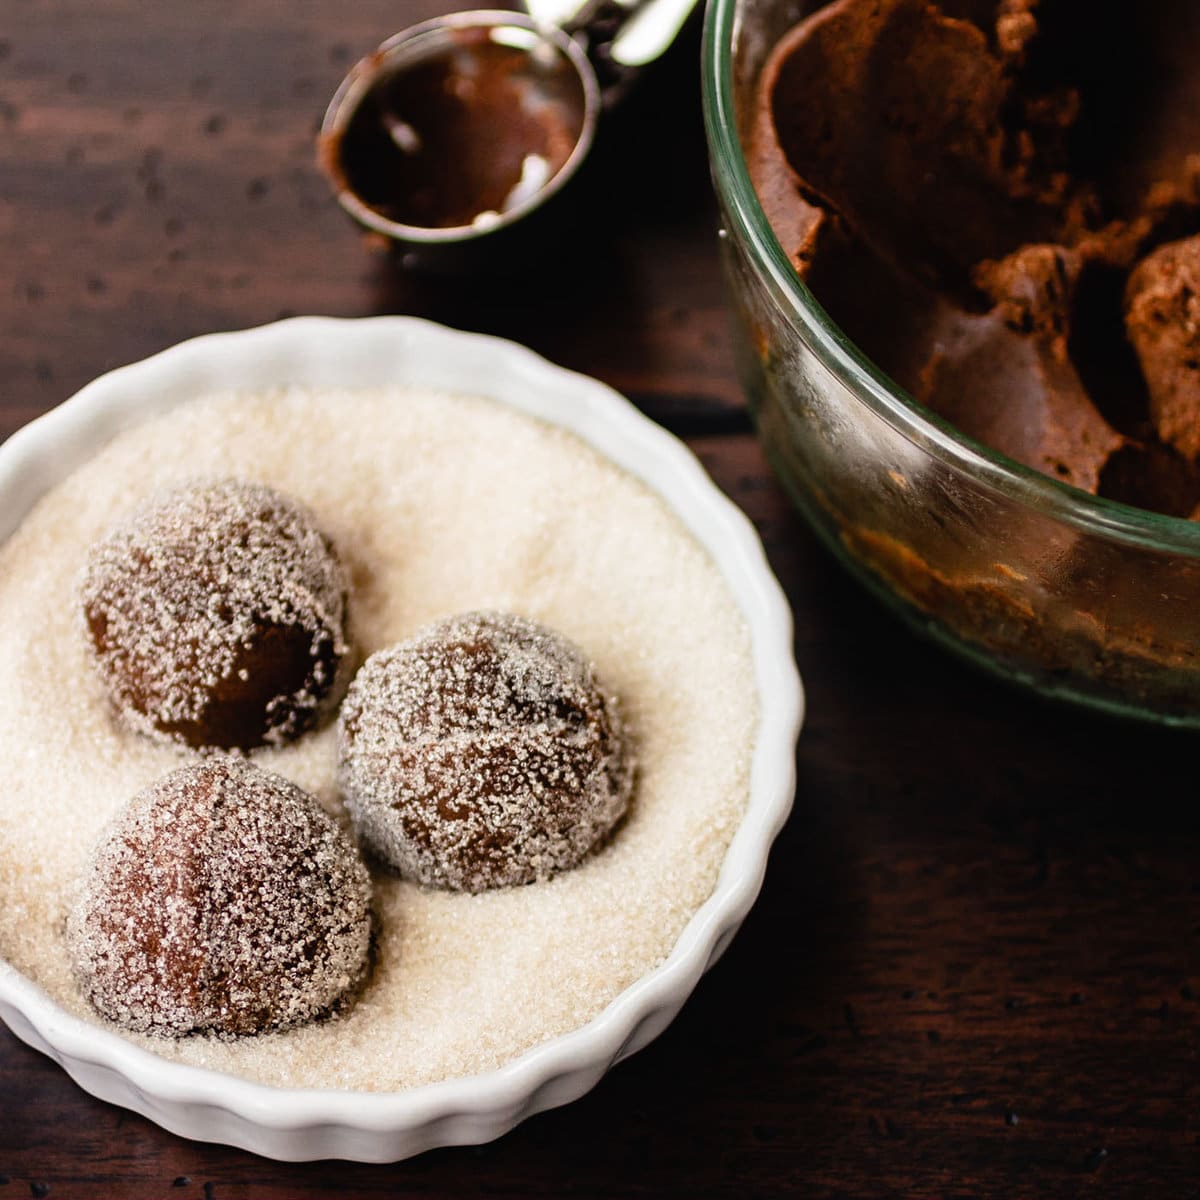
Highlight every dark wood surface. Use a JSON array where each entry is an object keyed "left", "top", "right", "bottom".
[{"left": 3, "top": 2, "right": 1200, "bottom": 1196}]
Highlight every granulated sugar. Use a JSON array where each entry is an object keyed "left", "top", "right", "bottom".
[{"left": 0, "top": 387, "right": 757, "bottom": 1091}]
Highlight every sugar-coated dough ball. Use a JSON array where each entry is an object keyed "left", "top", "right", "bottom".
[
  {"left": 337, "top": 610, "right": 634, "bottom": 892},
  {"left": 66, "top": 759, "right": 373, "bottom": 1038},
  {"left": 80, "top": 478, "right": 350, "bottom": 750}
]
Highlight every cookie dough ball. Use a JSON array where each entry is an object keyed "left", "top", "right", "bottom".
[
  {"left": 80, "top": 478, "right": 350, "bottom": 750},
  {"left": 66, "top": 759, "right": 373, "bottom": 1038},
  {"left": 338, "top": 610, "right": 633, "bottom": 892}
]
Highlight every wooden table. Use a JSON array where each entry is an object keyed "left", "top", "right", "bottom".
[{"left": 2, "top": 2, "right": 1199, "bottom": 1195}]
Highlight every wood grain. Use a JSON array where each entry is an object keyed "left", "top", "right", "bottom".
[{"left": 2, "top": 2, "right": 1200, "bottom": 1197}]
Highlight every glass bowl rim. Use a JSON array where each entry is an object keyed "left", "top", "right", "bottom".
[{"left": 700, "top": 0, "right": 1200, "bottom": 557}]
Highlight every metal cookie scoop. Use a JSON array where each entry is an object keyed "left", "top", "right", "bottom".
[{"left": 318, "top": 0, "right": 700, "bottom": 257}]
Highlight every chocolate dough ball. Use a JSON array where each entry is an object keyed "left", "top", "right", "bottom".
[
  {"left": 337, "top": 610, "right": 634, "bottom": 892},
  {"left": 66, "top": 759, "right": 373, "bottom": 1038},
  {"left": 80, "top": 478, "right": 350, "bottom": 750}
]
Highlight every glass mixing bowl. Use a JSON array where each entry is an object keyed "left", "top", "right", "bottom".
[{"left": 701, "top": 0, "right": 1200, "bottom": 726}]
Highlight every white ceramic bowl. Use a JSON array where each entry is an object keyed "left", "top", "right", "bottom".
[{"left": 0, "top": 316, "right": 803, "bottom": 1162}]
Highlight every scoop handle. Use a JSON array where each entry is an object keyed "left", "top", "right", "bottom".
[{"left": 523, "top": 0, "right": 700, "bottom": 103}]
